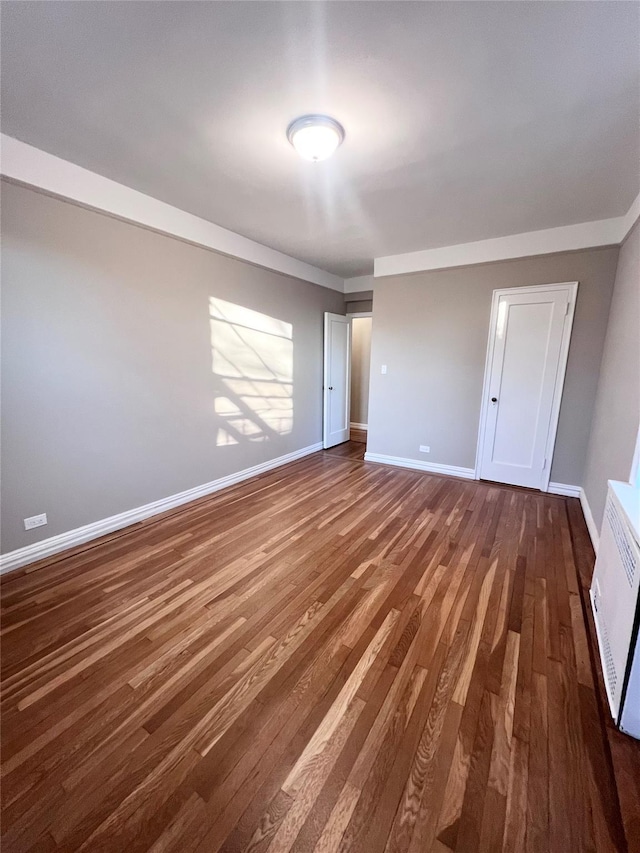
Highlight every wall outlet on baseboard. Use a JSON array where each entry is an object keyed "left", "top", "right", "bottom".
[
  {"left": 24, "top": 513, "right": 47, "bottom": 531},
  {"left": 419, "top": 445, "right": 430, "bottom": 453}
]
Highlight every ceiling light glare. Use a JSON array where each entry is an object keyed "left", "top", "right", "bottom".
[{"left": 287, "top": 115, "right": 345, "bottom": 162}]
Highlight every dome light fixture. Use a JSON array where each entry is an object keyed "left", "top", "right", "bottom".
[{"left": 287, "top": 114, "right": 345, "bottom": 162}]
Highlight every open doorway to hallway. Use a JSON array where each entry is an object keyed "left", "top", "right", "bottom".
[{"left": 349, "top": 314, "right": 372, "bottom": 447}]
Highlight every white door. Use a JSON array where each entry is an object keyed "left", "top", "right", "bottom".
[
  {"left": 323, "top": 313, "right": 351, "bottom": 448},
  {"left": 477, "top": 282, "right": 577, "bottom": 489}
]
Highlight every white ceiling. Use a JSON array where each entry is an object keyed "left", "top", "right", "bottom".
[{"left": 2, "top": 1, "right": 639, "bottom": 278}]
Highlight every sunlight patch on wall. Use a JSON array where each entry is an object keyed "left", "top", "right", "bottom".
[{"left": 210, "top": 298, "right": 293, "bottom": 447}]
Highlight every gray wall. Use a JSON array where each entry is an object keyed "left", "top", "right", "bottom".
[
  {"left": 350, "top": 317, "right": 372, "bottom": 426},
  {"left": 1, "top": 181, "right": 344, "bottom": 554},
  {"left": 367, "top": 247, "right": 619, "bottom": 484},
  {"left": 582, "top": 220, "right": 640, "bottom": 532}
]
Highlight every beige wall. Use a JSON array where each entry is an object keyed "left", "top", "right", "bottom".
[
  {"left": 367, "top": 246, "right": 619, "bottom": 484},
  {"left": 350, "top": 317, "right": 372, "bottom": 426},
  {"left": 582, "top": 220, "right": 640, "bottom": 533},
  {"left": 0, "top": 181, "right": 344, "bottom": 554}
]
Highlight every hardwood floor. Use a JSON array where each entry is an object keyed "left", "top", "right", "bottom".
[
  {"left": 1, "top": 446, "right": 638, "bottom": 852},
  {"left": 348, "top": 428, "right": 367, "bottom": 446},
  {"left": 325, "top": 436, "right": 366, "bottom": 462}
]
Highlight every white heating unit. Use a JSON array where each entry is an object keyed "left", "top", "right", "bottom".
[{"left": 590, "top": 481, "right": 640, "bottom": 739}]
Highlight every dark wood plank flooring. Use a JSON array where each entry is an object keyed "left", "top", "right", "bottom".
[
  {"left": 1, "top": 445, "right": 638, "bottom": 852},
  {"left": 348, "top": 428, "right": 367, "bottom": 447},
  {"left": 324, "top": 433, "right": 366, "bottom": 461}
]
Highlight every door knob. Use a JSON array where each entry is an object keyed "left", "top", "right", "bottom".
[
  {"left": 328, "top": 386, "right": 334, "bottom": 391},
  {"left": 491, "top": 397, "right": 498, "bottom": 403}
]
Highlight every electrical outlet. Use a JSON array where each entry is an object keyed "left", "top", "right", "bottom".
[
  {"left": 24, "top": 513, "right": 47, "bottom": 531},
  {"left": 419, "top": 445, "right": 430, "bottom": 453}
]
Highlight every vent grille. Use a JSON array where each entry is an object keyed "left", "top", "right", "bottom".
[
  {"left": 600, "top": 614, "right": 618, "bottom": 698},
  {"left": 605, "top": 498, "right": 637, "bottom": 587}
]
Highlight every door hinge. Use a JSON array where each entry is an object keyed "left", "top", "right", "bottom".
[
  {"left": 542, "top": 457, "right": 548, "bottom": 470},
  {"left": 565, "top": 301, "right": 571, "bottom": 316}
]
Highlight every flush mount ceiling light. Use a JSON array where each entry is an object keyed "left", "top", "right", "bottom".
[{"left": 287, "top": 115, "right": 345, "bottom": 162}]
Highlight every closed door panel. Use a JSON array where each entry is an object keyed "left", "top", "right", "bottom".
[
  {"left": 479, "top": 286, "right": 575, "bottom": 489},
  {"left": 323, "top": 313, "right": 350, "bottom": 448}
]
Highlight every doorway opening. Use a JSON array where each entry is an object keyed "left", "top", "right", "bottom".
[
  {"left": 322, "top": 310, "right": 372, "bottom": 453},
  {"left": 349, "top": 313, "right": 372, "bottom": 449}
]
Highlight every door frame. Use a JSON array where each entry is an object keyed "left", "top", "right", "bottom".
[{"left": 474, "top": 281, "right": 578, "bottom": 492}]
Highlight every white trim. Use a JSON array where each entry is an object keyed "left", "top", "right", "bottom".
[
  {"left": 0, "top": 134, "right": 344, "bottom": 293},
  {"left": 547, "top": 482, "right": 581, "bottom": 498},
  {"left": 350, "top": 423, "right": 368, "bottom": 431},
  {"left": 364, "top": 452, "right": 475, "bottom": 480},
  {"left": 0, "top": 442, "right": 323, "bottom": 574},
  {"left": 580, "top": 487, "right": 600, "bottom": 553},
  {"left": 620, "top": 191, "right": 640, "bottom": 242},
  {"left": 346, "top": 312, "right": 373, "bottom": 319},
  {"left": 474, "top": 282, "right": 578, "bottom": 492},
  {"left": 364, "top": 453, "right": 584, "bottom": 497},
  {"left": 374, "top": 210, "right": 636, "bottom": 278},
  {"left": 344, "top": 274, "right": 374, "bottom": 293}
]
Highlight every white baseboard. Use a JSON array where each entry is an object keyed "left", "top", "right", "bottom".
[
  {"left": 0, "top": 442, "right": 323, "bottom": 575},
  {"left": 363, "top": 452, "right": 475, "bottom": 480},
  {"left": 579, "top": 487, "right": 599, "bottom": 553},
  {"left": 350, "top": 422, "right": 368, "bottom": 431},
  {"left": 547, "top": 482, "right": 581, "bottom": 498}
]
